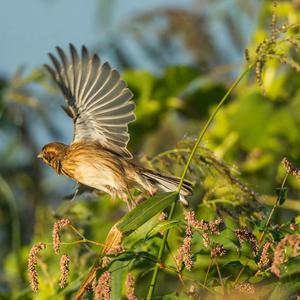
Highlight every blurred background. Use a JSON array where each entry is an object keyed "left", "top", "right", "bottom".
[{"left": 1, "top": 0, "right": 300, "bottom": 298}]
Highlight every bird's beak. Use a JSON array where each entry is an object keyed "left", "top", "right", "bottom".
[{"left": 37, "top": 152, "right": 43, "bottom": 159}]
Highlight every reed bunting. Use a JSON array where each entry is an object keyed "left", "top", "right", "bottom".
[{"left": 38, "top": 44, "right": 193, "bottom": 208}]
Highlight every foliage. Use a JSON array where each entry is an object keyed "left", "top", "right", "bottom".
[{"left": 1, "top": 1, "right": 300, "bottom": 300}]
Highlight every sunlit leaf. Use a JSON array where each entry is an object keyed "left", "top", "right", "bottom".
[
  {"left": 145, "top": 219, "right": 181, "bottom": 240},
  {"left": 117, "top": 192, "right": 178, "bottom": 235}
]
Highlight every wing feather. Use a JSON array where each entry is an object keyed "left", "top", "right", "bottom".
[{"left": 44, "top": 44, "right": 135, "bottom": 158}]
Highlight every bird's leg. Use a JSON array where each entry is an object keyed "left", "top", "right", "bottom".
[
  {"left": 149, "top": 186, "right": 158, "bottom": 196},
  {"left": 135, "top": 192, "right": 146, "bottom": 204},
  {"left": 123, "top": 193, "right": 132, "bottom": 211},
  {"left": 126, "top": 187, "right": 137, "bottom": 210},
  {"left": 135, "top": 187, "right": 159, "bottom": 204},
  {"left": 125, "top": 199, "right": 131, "bottom": 211},
  {"left": 71, "top": 182, "right": 80, "bottom": 201},
  {"left": 134, "top": 191, "right": 149, "bottom": 205}
]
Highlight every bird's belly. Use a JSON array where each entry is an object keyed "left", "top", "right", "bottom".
[{"left": 72, "top": 162, "right": 122, "bottom": 192}]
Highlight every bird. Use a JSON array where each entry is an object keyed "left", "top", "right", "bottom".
[{"left": 38, "top": 44, "right": 193, "bottom": 209}]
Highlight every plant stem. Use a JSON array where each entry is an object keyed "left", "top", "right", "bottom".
[
  {"left": 164, "top": 266, "right": 220, "bottom": 295},
  {"left": 234, "top": 171, "right": 289, "bottom": 285},
  {"left": 259, "top": 172, "right": 288, "bottom": 243},
  {"left": 146, "top": 65, "right": 253, "bottom": 300},
  {"left": 215, "top": 258, "right": 225, "bottom": 294},
  {"left": 0, "top": 176, "right": 22, "bottom": 279},
  {"left": 204, "top": 259, "right": 213, "bottom": 286}
]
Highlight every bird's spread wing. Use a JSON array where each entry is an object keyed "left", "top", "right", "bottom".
[{"left": 44, "top": 44, "right": 135, "bottom": 158}]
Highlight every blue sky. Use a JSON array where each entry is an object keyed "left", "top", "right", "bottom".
[{"left": 0, "top": 0, "right": 194, "bottom": 77}]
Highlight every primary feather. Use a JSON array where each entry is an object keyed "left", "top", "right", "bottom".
[{"left": 44, "top": 44, "right": 135, "bottom": 159}]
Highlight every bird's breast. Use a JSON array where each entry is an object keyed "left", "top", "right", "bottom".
[{"left": 61, "top": 150, "right": 127, "bottom": 192}]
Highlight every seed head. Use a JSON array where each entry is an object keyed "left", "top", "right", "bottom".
[
  {"left": 258, "top": 242, "right": 271, "bottom": 269},
  {"left": 235, "top": 283, "right": 255, "bottom": 295},
  {"left": 175, "top": 225, "right": 193, "bottom": 271},
  {"left": 244, "top": 48, "right": 250, "bottom": 63},
  {"left": 290, "top": 223, "right": 298, "bottom": 231},
  {"left": 59, "top": 254, "right": 70, "bottom": 289},
  {"left": 271, "top": 234, "right": 300, "bottom": 277},
  {"left": 28, "top": 242, "right": 47, "bottom": 292},
  {"left": 126, "top": 273, "right": 137, "bottom": 300},
  {"left": 101, "top": 244, "right": 124, "bottom": 268},
  {"left": 282, "top": 157, "right": 300, "bottom": 183},
  {"left": 52, "top": 218, "right": 71, "bottom": 255},
  {"left": 235, "top": 228, "right": 259, "bottom": 256},
  {"left": 94, "top": 271, "right": 112, "bottom": 300},
  {"left": 202, "top": 233, "right": 210, "bottom": 248},
  {"left": 184, "top": 211, "right": 225, "bottom": 234},
  {"left": 211, "top": 244, "right": 227, "bottom": 258}
]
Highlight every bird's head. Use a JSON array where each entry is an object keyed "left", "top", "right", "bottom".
[{"left": 38, "top": 142, "right": 68, "bottom": 172}]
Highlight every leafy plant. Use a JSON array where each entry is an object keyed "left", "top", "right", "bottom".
[{"left": 1, "top": 1, "right": 300, "bottom": 300}]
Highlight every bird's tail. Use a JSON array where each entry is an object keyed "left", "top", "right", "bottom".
[{"left": 140, "top": 169, "right": 193, "bottom": 205}]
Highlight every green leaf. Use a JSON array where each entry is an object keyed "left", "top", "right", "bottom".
[
  {"left": 122, "top": 70, "right": 155, "bottom": 104},
  {"left": 229, "top": 93, "right": 274, "bottom": 150},
  {"left": 116, "top": 192, "right": 178, "bottom": 235},
  {"left": 268, "top": 281, "right": 300, "bottom": 300},
  {"left": 156, "top": 65, "right": 199, "bottom": 99},
  {"left": 108, "top": 251, "right": 157, "bottom": 266},
  {"left": 280, "top": 256, "right": 300, "bottom": 279},
  {"left": 145, "top": 220, "right": 181, "bottom": 240},
  {"left": 111, "top": 261, "right": 126, "bottom": 300}
]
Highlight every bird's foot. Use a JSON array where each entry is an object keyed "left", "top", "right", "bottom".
[{"left": 70, "top": 183, "right": 80, "bottom": 201}]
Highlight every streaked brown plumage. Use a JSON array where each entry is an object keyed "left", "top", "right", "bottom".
[{"left": 38, "top": 44, "right": 193, "bottom": 207}]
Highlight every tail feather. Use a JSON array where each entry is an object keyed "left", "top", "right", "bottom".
[{"left": 141, "top": 169, "right": 193, "bottom": 205}]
